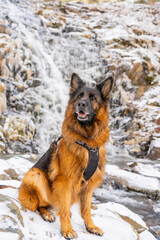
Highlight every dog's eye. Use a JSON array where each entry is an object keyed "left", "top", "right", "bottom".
[
  {"left": 78, "top": 93, "right": 84, "bottom": 99},
  {"left": 89, "top": 95, "right": 96, "bottom": 101}
]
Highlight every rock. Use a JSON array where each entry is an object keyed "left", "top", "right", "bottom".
[
  {"left": 0, "top": 0, "right": 159, "bottom": 159},
  {"left": 91, "top": 203, "right": 98, "bottom": 210},
  {"left": 130, "top": 144, "right": 141, "bottom": 154},
  {"left": 124, "top": 139, "right": 136, "bottom": 145},
  {"left": 30, "top": 79, "right": 41, "bottom": 87},
  {"left": 147, "top": 139, "right": 160, "bottom": 160},
  {"left": 27, "top": 67, "right": 32, "bottom": 80},
  {"left": 30, "top": 154, "right": 38, "bottom": 160},
  {"left": 129, "top": 162, "right": 160, "bottom": 178},
  {"left": 127, "top": 61, "right": 156, "bottom": 99},
  {"left": 128, "top": 162, "right": 138, "bottom": 168},
  {"left": 155, "top": 118, "right": 160, "bottom": 125},
  {"left": 0, "top": 194, "right": 24, "bottom": 239},
  {"left": 15, "top": 83, "right": 25, "bottom": 90},
  {"left": 0, "top": 156, "right": 158, "bottom": 240},
  {"left": 106, "top": 164, "right": 160, "bottom": 197},
  {"left": 128, "top": 62, "right": 146, "bottom": 87},
  {"left": 155, "top": 127, "right": 160, "bottom": 133},
  {"left": 1, "top": 115, "right": 35, "bottom": 153},
  {"left": 0, "top": 81, "right": 6, "bottom": 116},
  {"left": 62, "top": 23, "right": 85, "bottom": 33},
  {"left": 105, "top": 202, "right": 148, "bottom": 233},
  {"left": 34, "top": 104, "right": 41, "bottom": 112},
  {"left": 0, "top": 81, "right": 5, "bottom": 92},
  {"left": 10, "top": 141, "right": 32, "bottom": 153},
  {"left": 0, "top": 191, "right": 156, "bottom": 240},
  {"left": 0, "top": 174, "right": 10, "bottom": 180},
  {"left": 0, "top": 141, "right": 5, "bottom": 152},
  {"left": 0, "top": 24, "right": 10, "bottom": 34},
  {"left": 4, "top": 168, "right": 19, "bottom": 180},
  {"left": 147, "top": 147, "right": 160, "bottom": 160}
]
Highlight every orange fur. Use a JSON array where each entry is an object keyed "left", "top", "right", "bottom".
[
  {"left": 19, "top": 168, "right": 52, "bottom": 211},
  {"left": 18, "top": 74, "right": 113, "bottom": 238}
]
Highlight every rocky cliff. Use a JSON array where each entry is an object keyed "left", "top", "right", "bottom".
[{"left": 0, "top": 0, "right": 160, "bottom": 159}]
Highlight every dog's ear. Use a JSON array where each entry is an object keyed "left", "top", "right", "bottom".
[
  {"left": 96, "top": 76, "right": 114, "bottom": 101},
  {"left": 70, "top": 73, "right": 85, "bottom": 96}
]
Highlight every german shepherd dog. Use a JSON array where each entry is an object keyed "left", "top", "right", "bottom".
[{"left": 18, "top": 73, "right": 113, "bottom": 239}]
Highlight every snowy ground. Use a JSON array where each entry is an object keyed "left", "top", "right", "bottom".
[{"left": 0, "top": 156, "right": 157, "bottom": 240}]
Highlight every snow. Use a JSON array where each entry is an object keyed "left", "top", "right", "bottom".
[
  {"left": 130, "top": 162, "right": 160, "bottom": 178},
  {"left": 18, "top": 202, "right": 140, "bottom": 240},
  {"left": 0, "top": 156, "right": 32, "bottom": 179},
  {"left": 0, "top": 156, "right": 157, "bottom": 240},
  {"left": 0, "top": 188, "right": 148, "bottom": 240},
  {"left": 0, "top": 180, "right": 21, "bottom": 188},
  {"left": 106, "top": 164, "right": 160, "bottom": 194},
  {"left": 103, "top": 202, "right": 147, "bottom": 230},
  {"left": 0, "top": 232, "right": 19, "bottom": 240},
  {"left": 139, "top": 231, "right": 157, "bottom": 240}
]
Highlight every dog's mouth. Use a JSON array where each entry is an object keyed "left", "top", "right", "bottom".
[{"left": 76, "top": 111, "right": 90, "bottom": 121}]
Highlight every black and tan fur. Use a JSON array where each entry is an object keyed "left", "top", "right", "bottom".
[{"left": 18, "top": 73, "right": 113, "bottom": 239}]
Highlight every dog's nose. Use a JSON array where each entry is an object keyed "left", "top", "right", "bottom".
[{"left": 78, "top": 100, "right": 87, "bottom": 108}]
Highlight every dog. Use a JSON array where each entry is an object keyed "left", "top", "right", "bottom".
[{"left": 18, "top": 73, "right": 113, "bottom": 239}]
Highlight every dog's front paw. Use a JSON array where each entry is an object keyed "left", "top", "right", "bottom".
[
  {"left": 38, "top": 207, "right": 56, "bottom": 222},
  {"left": 62, "top": 228, "right": 78, "bottom": 239},
  {"left": 86, "top": 225, "right": 104, "bottom": 236}
]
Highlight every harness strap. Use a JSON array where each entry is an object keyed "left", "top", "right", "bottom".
[
  {"left": 76, "top": 140, "right": 99, "bottom": 181},
  {"left": 55, "top": 135, "right": 99, "bottom": 181},
  {"left": 55, "top": 135, "right": 63, "bottom": 149}
]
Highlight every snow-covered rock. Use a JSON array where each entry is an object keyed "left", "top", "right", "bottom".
[
  {"left": 0, "top": 189, "right": 156, "bottom": 240},
  {"left": 128, "top": 162, "right": 160, "bottom": 178},
  {"left": 106, "top": 164, "right": 160, "bottom": 196},
  {"left": 0, "top": 156, "right": 157, "bottom": 240}
]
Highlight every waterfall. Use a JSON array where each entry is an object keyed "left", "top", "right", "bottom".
[
  {"left": 1, "top": 0, "right": 69, "bottom": 152},
  {"left": 0, "top": 0, "right": 105, "bottom": 153}
]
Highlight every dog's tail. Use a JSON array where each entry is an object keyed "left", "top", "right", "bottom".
[{"left": 0, "top": 185, "right": 17, "bottom": 189}]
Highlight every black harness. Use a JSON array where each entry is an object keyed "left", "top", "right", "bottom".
[
  {"left": 57, "top": 135, "right": 99, "bottom": 181},
  {"left": 76, "top": 140, "right": 99, "bottom": 181},
  {"left": 34, "top": 135, "right": 99, "bottom": 181}
]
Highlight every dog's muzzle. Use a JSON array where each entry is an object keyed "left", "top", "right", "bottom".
[{"left": 76, "top": 100, "right": 91, "bottom": 121}]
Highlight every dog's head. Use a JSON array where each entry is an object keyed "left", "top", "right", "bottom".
[{"left": 69, "top": 73, "right": 113, "bottom": 125}]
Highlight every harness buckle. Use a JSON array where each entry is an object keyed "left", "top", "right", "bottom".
[{"left": 90, "top": 148, "right": 98, "bottom": 152}]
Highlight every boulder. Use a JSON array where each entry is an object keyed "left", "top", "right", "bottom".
[{"left": 147, "top": 138, "right": 160, "bottom": 160}]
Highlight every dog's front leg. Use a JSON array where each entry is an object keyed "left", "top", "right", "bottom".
[
  {"left": 54, "top": 178, "right": 77, "bottom": 239},
  {"left": 59, "top": 207, "right": 77, "bottom": 239},
  {"left": 80, "top": 185, "right": 104, "bottom": 236}
]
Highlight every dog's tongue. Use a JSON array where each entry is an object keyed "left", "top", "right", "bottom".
[{"left": 78, "top": 111, "right": 87, "bottom": 118}]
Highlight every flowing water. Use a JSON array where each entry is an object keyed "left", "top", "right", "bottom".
[
  {"left": 1, "top": 0, "right": 68, "bottom": 151},
  {"left": 1, "top": 0, "right": 107, "bottom": 153}
]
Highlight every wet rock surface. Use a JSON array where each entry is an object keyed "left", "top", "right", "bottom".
[{"left": 0, "top": 0, "right": 159, "bottom": 157}]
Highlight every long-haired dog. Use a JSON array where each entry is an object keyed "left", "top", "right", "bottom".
[{"left": 18, "top": 73, "right": 113, "bottom": 238}]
